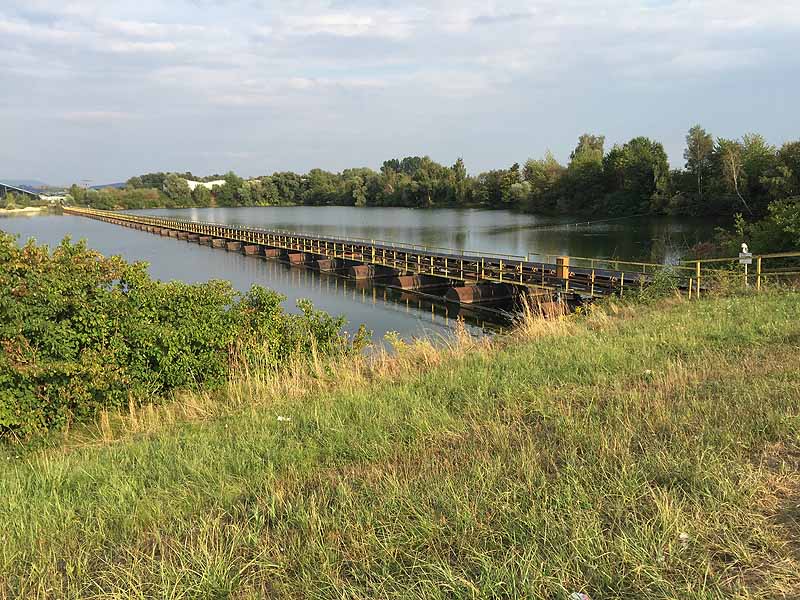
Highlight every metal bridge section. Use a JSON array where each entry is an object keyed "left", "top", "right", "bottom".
[
  {"left": 64, "top": 206, "right": 668, "bottom": 303},
  {"left": 0, "top": 181, "right": 41, "bottom": 200}
]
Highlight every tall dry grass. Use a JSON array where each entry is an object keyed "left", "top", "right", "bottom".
[
  {"left": 2, "top": 291, "right": 799, "bottom": 598},
  {"left": 54, "top": 298, "right": 582, "bottom": 451}
]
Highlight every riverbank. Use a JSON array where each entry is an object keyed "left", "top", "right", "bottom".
[
  {"left": 0, "top": 206, "right": 51, "bottom": 216},
  {"left": 2, "top": 292, "right": 799, "bottom": 598}
]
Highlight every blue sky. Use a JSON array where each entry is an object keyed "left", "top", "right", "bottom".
[{"left": 1, "top": 0, "right": 799, "bottom": 184}]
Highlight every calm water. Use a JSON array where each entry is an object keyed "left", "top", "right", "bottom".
[{"left": 1, "top": 207, "right": 716, "bottom": 341}]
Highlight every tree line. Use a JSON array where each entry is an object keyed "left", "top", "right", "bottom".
[{"left": 66, "top": 125, "right": 800, "bottom": 250}]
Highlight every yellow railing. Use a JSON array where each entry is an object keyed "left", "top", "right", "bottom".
[
  {"left": 65, "top": 206, "right": 800, "bottom": 299},
  {"left": 681, "top": 251, "right": 800, "bottom": 295}
]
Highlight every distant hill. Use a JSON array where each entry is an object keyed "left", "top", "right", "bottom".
[
  {"left": 89, "top": 182, "right": 126, "bottom": 190},
  {"left": 1, "top": 179, "right": 50, "bottom": 191}
]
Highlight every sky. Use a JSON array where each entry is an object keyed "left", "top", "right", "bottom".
[{"left": 1, "top": 0, "right": 799, "bottom": 185}]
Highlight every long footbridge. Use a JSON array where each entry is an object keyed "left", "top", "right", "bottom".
[{"left": 64, "top": 207, "right": 687, "bottom": 306}]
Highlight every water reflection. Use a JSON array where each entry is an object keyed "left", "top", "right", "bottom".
[
  {"left": 131, "top": 206, "right": 717, "bottom": 264},
  {"left": 0, "top": 212, "right": 501, "bottom": 342}
]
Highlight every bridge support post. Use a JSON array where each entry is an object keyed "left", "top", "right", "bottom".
[
  {"left": 556, "top": 256, "right": 570, "bottom": 289},
  {"left": 288, "top": 252, "right": 310, "bottom": 265},
  {"left": 387, "top": 275, "right": 447, "bottom": 291},
  {"left": 349, "top": 265, "right": 399, "bottom": 280},
  {"left": 315, "top": 258, "right": 345, "bottom": 272},
  {"left": 445, "top": 283, "right": 515, "bottom": 305}
]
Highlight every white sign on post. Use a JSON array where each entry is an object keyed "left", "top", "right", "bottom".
[{"left": 739, "top": 252, "right": 753, "bottom": 265}]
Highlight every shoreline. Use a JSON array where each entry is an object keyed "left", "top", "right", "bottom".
[{"left": 0, "top": 206, "right": 50, "bottom": 216}]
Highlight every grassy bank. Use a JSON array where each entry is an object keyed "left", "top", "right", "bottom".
[
  {"left": 2, "top": 293, "right": 799, "bottom": 598},
  {"left": 0, "top": 206, "right": 51, "bottom": 216}
]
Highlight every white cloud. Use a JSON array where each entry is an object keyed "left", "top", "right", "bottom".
[
  {"left": 670, "top": 48, "right": 766, "bottom": 72},
  {"left": 100, "top": 18, "right": 207, "bottom": 38},
  {"left": 0, "top": 0, "right": 798, "bottom": 181},
  {"left": 108, "top": 40, "right": 177, "bottom": 53},
  {"left": 278, "top": 11, "right": 415, "bottom": 39},
  {"left": 61, "top": 110, "right": 139, "bottom": 122},
  {"left": 0, "top": 18, "right": 81, "bottom": 43}
]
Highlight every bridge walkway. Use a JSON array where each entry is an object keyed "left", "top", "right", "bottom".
[{"left": 64, "top": 206, "right": 668, "bottom": 300}]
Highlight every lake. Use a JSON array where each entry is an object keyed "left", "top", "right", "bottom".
[{"left": 0, "top": 206, "right": 717, "bottom": 341}]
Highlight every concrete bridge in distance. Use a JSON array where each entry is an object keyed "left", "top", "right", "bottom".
[
  {"left": 64, "top": 206, "right": 680, "bottom": 309},
  {"left": 0, "top": 181, "right": 43, "bottom": 200}
]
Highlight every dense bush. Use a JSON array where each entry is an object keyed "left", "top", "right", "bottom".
[
  {"left": 0, "top": 234, "right": 368, "bottom": 439},
  {"left": 699, "top": 197, "right": 800, "bottom": 257},
  {"left": 0, "top": 191, "right": 51, "bottom": 209}
]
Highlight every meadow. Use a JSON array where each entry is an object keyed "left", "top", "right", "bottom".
[{"left": 1, "top": 292, "right": 799, "bottom": 598}]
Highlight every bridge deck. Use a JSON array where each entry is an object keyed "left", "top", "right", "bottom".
[{"left": 64, "top": 207, "right": 657, "bottom": 299}]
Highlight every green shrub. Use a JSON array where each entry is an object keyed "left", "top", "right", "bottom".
[
  {"left": 0, "top": 234, "right": 368, "bottom": 439},
  {"left": 634, "top": 266, "right": 681, "bottom": 304}
]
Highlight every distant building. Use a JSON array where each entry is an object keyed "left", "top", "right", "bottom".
[{"left": 183, "top": 179, "right": 226, "bottom": 191}]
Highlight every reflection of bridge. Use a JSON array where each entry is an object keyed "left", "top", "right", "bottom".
[{"left": 65, "top": 207, "right": 678, "bottom": 308}]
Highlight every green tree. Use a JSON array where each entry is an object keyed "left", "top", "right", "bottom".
[
  {"left": 717, "top": 138, "right": 751, "bottom": 215},
  {"left": 740, "top": 134, "right": 776, "bottom": 213},
  {"left": 767, "top": 196, "right": 800, "bottom": 244},
  {"left": 474, "top": 163, "right": 523, "bottom": 208},
  {"left": 68, "top": 184, "right": 87, "bottom": 205},
  {"left": 523, "top": 152, "right": 565, "bottom": 212},
  {"left": 304, "top": 169, "right": 340, "bottom": 205},
  {"left": 763, "top": 141, "right": 800, "bottom": 201},
  {"left": 474, "top": 170, "right": 502, "bottom": 207},
  {"left": 270, "top": 172, "right": 304, "bottom": 205},
  {"left": 376, "top": 166, "right": 406, "bottom": 206},
  {"left": 350, "top": 176, "right": 368, "bottom": 207},
  {"left": 450, "top": 157, "right": 469, "bottom": 205},
  {"left": 237, "top": 182, "right": 253, "bottom": 206},
  {"left": 571, "top": 134, "right": 605, "bottom": 163},
  {"left": 192, "top": 185, "right": 212, "bottom": 207},
  {"left": 137, "top": 172, "right": 168, "bottom": 189},
  {"left": 560, "top": 133, "right": 606, "bottom": 213},
  {"left": 214, "top": 172, "right": 245, "bottom": 207},
  {"left": 684, "top": 125, "right": 714, "bottom": 203},
  {"left": 509, "top": 181, "right": 531, "bottom": 206},
  {"left": 604, "top": 137, "right": 670, "bottom": 213},
  {"left": 163, "top": 174, "right": 192, "bottom": 206},
  {"left": 399, "top": 156, "right": 424, "bottom": 176},
  {"left": 412, "top": 158, "right": 450, "bottom": 207},
  {"left": 248, "top": 178, "right": 278, "bottom": 206}
]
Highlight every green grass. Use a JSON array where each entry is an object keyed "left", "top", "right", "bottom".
[{"left": 2, "top": 293, "right": 799, "bottom": 599}]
